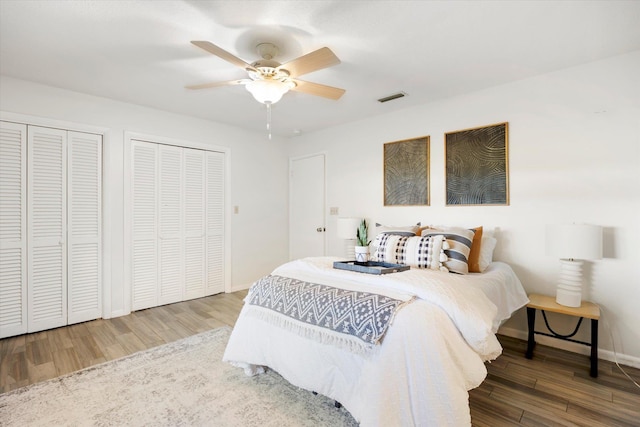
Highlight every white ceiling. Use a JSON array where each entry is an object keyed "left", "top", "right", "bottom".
[{"left": 1, "top": 1, "right": 639, "bottom": 138}]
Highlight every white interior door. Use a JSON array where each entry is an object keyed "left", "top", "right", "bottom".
[
  {"left": 290, "top": 154, "right": 326, "bottom": 260},
  {"left": 0, "top": 122, "right": 27, "bottom": 338}
]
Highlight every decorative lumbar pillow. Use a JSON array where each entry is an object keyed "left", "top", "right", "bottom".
[
  {"left": 421, "top": 227, "right": 475, "bottom": 274},
  {"left": 478, "top": 236, "right": 497, "bottom": 272},
  {"left": 373, "top": 234, "right": 448, "bottom": 271},
  {"left": 467, "top": 226, "right": 484, "bottom": 273}
]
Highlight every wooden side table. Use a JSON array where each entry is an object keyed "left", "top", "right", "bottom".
[{"left": 525, "top": 293, "right": 600, "bottom": 377}]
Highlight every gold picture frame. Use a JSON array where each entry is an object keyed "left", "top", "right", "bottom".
[
  {"left": 384, "top": 136, "right": 430, "bottom": 206},
  {"left": 445, "top": 122, "right": 509, "bottom": 206}
]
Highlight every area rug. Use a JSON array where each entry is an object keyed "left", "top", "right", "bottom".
[{"left": 0, "top": 327, "right": 358, "bottom": 426}]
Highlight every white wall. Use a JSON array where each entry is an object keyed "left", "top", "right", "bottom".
[
  {"left": 287, "top": 51, "right": 640, "bottom": 365},
  {"left": 0, "top": 76, "right": 290, "bottom": 317}
]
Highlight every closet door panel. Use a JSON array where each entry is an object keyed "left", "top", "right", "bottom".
[
  {"left": 184, "top": 149, "right": 205, "bottom": 300},
  {"left": 0, "top": 122, "right": 28, "bottom": 338},
  {"left": 206, "top": 151, "right": 224, "bottom": 296},
  {"left": 28, "top": 126, "right": 67, "bottom": 332},
  {"left": 131, "top": 141, "right": 158, "bottom": 311},
  {"left": 158, "top": 145, "right": 183, "bottom": 305},
  {"left": 67, "top": 131, "right": 102, "bottom": 324}
]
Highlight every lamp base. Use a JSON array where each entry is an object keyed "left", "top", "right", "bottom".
[
  {"left": 555, "top": 259, "right": 583, "bottom": 308},
  {"left": 556, "top": 288, "right": 582, "bottom": 307},
  {"left": 344, "top": 239, "right": 355, "bottom": 259}
]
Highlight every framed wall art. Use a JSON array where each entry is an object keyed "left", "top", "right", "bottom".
[
  {"left": 383, "top": 136, "right": 429, "bottom": 206},
  {"left": 445, "top": 122, "right": 509, "bottom": 206}
]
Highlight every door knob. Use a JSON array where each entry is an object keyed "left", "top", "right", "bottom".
[{"left": 316, "top": 227, "right": 326, "bottom": 232}]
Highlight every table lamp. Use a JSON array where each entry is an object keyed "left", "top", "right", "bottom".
[
  {"left": 546, "top": 224, "right": 602, "bottom": 307},
  {"left": 336, "top": 217, "right": 362, "bottom": 259}
]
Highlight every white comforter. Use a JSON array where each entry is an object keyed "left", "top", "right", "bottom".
[{"left": 223, "top": 257, "right": 528, "bottom": 427}]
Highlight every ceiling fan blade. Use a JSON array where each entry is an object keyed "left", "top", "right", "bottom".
[
  {"left": 185, "top": 79, "right": 249, "bottom": 90},
  {"left": 290, "top": 79, "right": 345, "bottom": 100},
  {"left": 191, "top": 41, "right": 256, "bottom": 72},
  {"left": 277, "top": 47, "right": 340, "bottom": 77}
]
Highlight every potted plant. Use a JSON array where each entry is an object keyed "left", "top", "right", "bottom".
[{"left": 355, "top": 219, "right": 371, "bottom": 263}]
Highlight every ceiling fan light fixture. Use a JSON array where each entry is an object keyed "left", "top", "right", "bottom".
[{"left": 246, "top": 79, "right": 293, "bottom": 104}]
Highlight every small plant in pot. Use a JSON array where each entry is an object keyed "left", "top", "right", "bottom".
[{"left": 355, "top": 219, "right": 371, "bottom": 263}]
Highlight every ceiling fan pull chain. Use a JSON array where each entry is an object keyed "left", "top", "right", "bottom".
[{"left": 266, "top": 101, "right": 272, "bottom": 140}]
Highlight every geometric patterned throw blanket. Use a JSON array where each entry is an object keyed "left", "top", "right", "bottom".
[{"left": 246, "top": 275, "right": 413, "bottom": 350}]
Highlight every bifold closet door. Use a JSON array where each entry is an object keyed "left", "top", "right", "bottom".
[
  {"left": 27, "top": 126, "right": 68, "bottom": 332},
  {"left": 158, "top": 145, "right": 183, "bottom": 305},
  {"left": 131, "top": 141, "right": 224, "bottom": 311},
  {"left": 67, "top": 131, "right": 102, "bottom": 324},
  {"left": 0, "top": 122, "right": 28, "bottom": 338},
  {"left": 206, "top": 151, "right": 224, "bottom": 296},
  {"left": 131, "top": 140, "right": 159, "bottom": 311},
  {"left": 184, "top": 149, "right": 206, "bottom": 300},
  {"left": 0, "top": 122, "right": 102, "bottom": 338}
]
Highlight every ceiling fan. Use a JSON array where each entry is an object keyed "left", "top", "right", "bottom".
[{"left": 186, "top": 41, "right": 346, "bottom": 105}]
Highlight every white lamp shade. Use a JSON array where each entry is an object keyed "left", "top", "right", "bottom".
[
  {"left": 245, "top": 79, "right": 292, "bottom": 104},
  {"left": 336, "top": 217, "right": 361, "bottom": 240},
  {"left": 546, "top": 224, "right": 602, "bottom": 260}
]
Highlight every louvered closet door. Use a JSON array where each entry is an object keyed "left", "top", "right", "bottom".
[
  {"left": 27, "top": 126, "right": 67, "bottom": 332},
  {"left": 0, "top": 122, "right": 28, "bottom": 338},
  {"left": 131, "top": 141, "right": 225, "bottom": 310},
  {"left": 158, "top": 145, "right": 183, "bottom": 305},
  {"left": 184, "top": 149, "right": 206, "bottom": 300},
  {"left": 67, "top": 131, "right": 102, "bottom": 324},
  {"left": 206, "top": 151, "right": 224, "bottom": 295},
  {"left": 131, "top": 141, "right": 158, "bottom": 311}
]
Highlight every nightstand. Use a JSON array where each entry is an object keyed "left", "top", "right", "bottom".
[{"left": 525, "top": 293, "right": 600, "bottom": 377}]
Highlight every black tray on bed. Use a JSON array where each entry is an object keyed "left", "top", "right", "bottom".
[{"left": 333, "top": 260, "right": 410, "bottom": 275}]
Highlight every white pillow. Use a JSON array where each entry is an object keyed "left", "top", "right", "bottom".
[{"left": 478, "top": 236, "right": 497, "bottom": 272}]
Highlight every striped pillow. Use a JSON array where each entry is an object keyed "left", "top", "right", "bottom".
[
  {"left": 421, "top": 227, "right": 475, "bottom": 274},
  {"left": 373, "top": 234, "right": 447, "bottom": 270}
]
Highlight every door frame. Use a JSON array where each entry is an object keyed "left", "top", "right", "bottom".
[{"left": 289, "top": 152, "right": 327, "bottom": 260}]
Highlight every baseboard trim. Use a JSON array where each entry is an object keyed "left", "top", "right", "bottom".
[
  {"left": 230, "top": 284, "right": 251, "bottom": 293},
  {"left": 103, "top": 309, "right": 129, "bottom": 320},
  {"left": 498, "top": 326, "right": 640, "bottom": 369}
]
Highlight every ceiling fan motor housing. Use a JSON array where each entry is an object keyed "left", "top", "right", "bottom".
[{"left": 256, "top": 42, "right": 279, "bottom": 60}]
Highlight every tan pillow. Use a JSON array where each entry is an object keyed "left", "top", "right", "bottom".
[{"left": 468, "top": 226, "right": 483, "bottom": 273}]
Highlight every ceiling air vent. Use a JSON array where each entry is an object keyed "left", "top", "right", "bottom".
[{"left": 377, "top": 92, "right": 407, "bottom": 103}]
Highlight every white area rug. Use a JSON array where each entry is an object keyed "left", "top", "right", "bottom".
[{"left": 0, "top": 327, "right": 358, "bottom": 426}]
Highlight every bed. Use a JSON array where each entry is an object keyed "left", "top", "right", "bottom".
[{"left": 223, "top": 231, "right": 528, "bottom": 426}]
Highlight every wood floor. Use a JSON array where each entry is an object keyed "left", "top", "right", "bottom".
[{"left": 2, "top": 291, "right": 639, "bottom": 426}]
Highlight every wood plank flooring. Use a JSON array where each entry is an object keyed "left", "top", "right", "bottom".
[
  {"left": 2, "top": 291, "right": 639, "bottom": 426},
  {"left": 0, "top": 291, "right": 247, "bottom": 393}
]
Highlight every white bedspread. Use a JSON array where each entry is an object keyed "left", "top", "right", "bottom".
[{"left": 223, "top": 257, "right": 528, "bottom": 427}]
